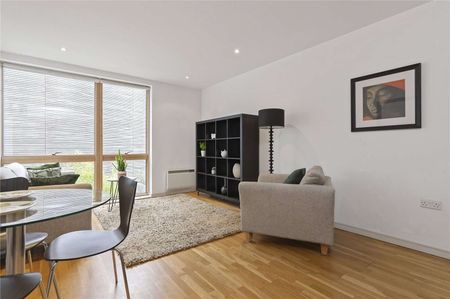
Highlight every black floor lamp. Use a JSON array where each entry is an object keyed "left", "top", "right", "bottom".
[{"left": 258, "top": 108, "right": 285, "bottom": 174}]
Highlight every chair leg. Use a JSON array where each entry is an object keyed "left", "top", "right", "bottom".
[
  {"left": 27, "top": 250, "right": 34, "bottom": 271},
  {"left": 47, "top": 261, "right": 62, "bottom": 299},
  {"left": 115, "top": 249, "right": 131, "bottom": 299},
  {"left": 320, "top": 244, "right": 329, "bottom": 256},
  {"left": 39, "top": 280, "right": 48, "bottom": 299},
  {"left": 246, "top": 232, "right": 253, "bottom": 242},
  {"left": 47, "top": 261, "right": 56, "bottom": 297},
  {"left": 54, "top": 274, "right": 62, "bottom": 299},
  {"left": 112, "top": 250, "right": 118, "bottom": 285},
  {"left": 26, "top": 249, "right": 47, "bottom": 299}
]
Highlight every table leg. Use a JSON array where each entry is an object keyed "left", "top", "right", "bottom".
[
  {"left": 108, "top": 181, "right": 113, "bottom": 212},
  {"left": 113, "top": 182, "right": 119, "bottom": 208},
  {"left": 6, "top": 224, "right": 26, "bottom": 274}
]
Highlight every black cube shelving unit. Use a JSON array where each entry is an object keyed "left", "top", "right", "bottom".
[{"left": 196, "top": 114, "right": 259, "bottom": 205}]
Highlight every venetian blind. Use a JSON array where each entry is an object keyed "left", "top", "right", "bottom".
[
  {"left": 102, "top": 82, "right": 147, "bottom": 154},
  {"left": 2, "top": 66, "right": 95, "bottom": 156}
]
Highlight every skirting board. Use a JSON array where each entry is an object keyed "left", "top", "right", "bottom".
[{"left": 335, "top": 222, "right": 450, "bottom": 260}]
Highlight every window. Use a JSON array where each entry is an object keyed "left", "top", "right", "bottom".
[{"left": 1, "top": 64, "right": 150, "bottom": 194}]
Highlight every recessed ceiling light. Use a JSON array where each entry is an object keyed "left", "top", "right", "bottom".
[
  {"left": 234, "top": 49, "right": 240, "bottom": 54},
  {"left": 185, "top": 75, "right": 190, "bottom": 80},
  {"left": 60, "top": 47, "right": 67, "bottom": 52}
]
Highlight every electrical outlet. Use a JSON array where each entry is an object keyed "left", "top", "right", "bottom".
[{"left": 420, "top": 200, "right": 442, "bottom": 210}]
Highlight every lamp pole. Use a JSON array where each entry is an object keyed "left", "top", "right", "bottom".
[{"left": 269, "top": 126, "right": 274, "bottom": 174}]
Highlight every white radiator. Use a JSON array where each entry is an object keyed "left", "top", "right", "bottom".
[{"left": 166, "top": 169, "right": 196, "bottom": 192}]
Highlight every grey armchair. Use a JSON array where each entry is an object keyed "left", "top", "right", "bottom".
[{"left": 239, "top": 172, "right": 335, "bottom": 255}]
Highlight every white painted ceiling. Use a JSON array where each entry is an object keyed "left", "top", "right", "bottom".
[{"left": 1, "top": 1, "right": 426, "bottom": 89}]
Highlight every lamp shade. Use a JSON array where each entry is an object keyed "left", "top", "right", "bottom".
[{"left": 258, "top": 108, "right": 285, "bottom": 129}]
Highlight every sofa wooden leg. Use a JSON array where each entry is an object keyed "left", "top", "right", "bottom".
[
  {"left": 320, "top": 244, "right": 329, "bottom": 255},
  {"left": 246, "top": 232, "right": 254, "bottom": 242}
]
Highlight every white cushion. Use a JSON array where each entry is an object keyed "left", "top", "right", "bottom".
[
  {"left": 0, "top": 167, "right": 16, "bottom": 179},
  {"left": 5, "top": 162, "right": 29, "bottom": 179},
  {"left": 300, "top": 165, "right": 326, "bottom": 185}
]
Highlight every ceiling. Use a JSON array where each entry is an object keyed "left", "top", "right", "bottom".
[{"left": 1, "top": 1, "right": 426, "bottom": 89}]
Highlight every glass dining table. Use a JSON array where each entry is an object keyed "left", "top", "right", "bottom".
[{"left": 0, "top": 189, "right": 109, "bottom": 275}]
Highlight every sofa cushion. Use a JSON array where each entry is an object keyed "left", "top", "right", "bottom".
[
  {"left": 27, "top": 162, "right": 60, "bottom": 170},
  {"left": 300, "top": 166, "right": 326, "bottom": 185},
  {"left": 5, "top": 162, "right": 29, "bottom": 179},
  {"left": 28, "top": 167, "right": 61, "bottom": 179},
  {"left": 30, "top": 174, "right": 80, "bottom": 186},
  {"left": 283, "top": 168, "right": 306, "bottom": 184},
  {"left": 0, "top": 167, "right": 16, "bottom": 180}
]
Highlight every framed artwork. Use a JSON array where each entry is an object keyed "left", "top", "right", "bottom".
[{"left": 351, "top": 63, "right": 421, "bottom": 132}]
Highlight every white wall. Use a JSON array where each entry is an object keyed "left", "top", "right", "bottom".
[
  {"left": 202, "top": 2, "right": 450, "bottom": 254},
  {"left": 0, "top": 52, "right": 201, "bottom": 195},
  {"left": 151, "top": 81, "right": 200, "bottom": 195}
]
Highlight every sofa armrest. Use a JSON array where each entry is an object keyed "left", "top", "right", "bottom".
[
  {"left": 258, "top": 173, "right": 289, "bottom": 183},
  {"left": 239, "top": 182, "right": 335, "bottom": 245}
]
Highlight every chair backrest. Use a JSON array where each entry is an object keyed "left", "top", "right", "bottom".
[
  {"left": 0, "top": 273, "right": 42, "bottom": 299},
  {"left": 117, "top": 176, "right": 138, "bottom": 237},
  {"left": 0, "top": 177, "right": 30, "bottom": 192}
]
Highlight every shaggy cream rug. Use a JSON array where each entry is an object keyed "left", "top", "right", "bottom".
[{"left": 94, "top": 194, "right": 241, "bottom": 267}]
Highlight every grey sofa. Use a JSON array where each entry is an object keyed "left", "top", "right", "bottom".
[
  {"left": 1, "top": 163, "right": 93, "bottom": 243},
  {"left": 27, "top": 183, "right": 93, "bottom": 242},
  {"left": 239, "top": 170, "right": 335, "bottom": 255}
]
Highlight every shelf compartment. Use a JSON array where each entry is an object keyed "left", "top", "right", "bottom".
[
  {"left": 205, "top": 140, "right": 216, "bottom": 157},
  {"left": 228, "top": 160, "right": 241, "bottom": 179},
  {"left": 227, "top": 138, "right": 240, "bottom": 158},
  {"left": 206, "top": 122, "right": 216, "bottom": 140},
  {"left": 197, "top": 174, "right": 206, "bottom": 190},
  {"left": 227, "top": 117, "right": 240, "bottom": 138},
  {"left": 216, "top": 177, "right": 226, "bottom": 195},
  {"left": 216, "top": 159, "right": 227, "bottom": 177},
  {"left": 215, "top": 139, "right": 227, "bottom": 158},
  {"left": 196, "top": 157, "right": 206, "bottom": 173},
  {"left": 227, "top": 179, "right": 240, "bottom": 199},
  {"left": 216, "top": 120, "right": 227, "bottom": 138},
  {"left": 196, "top": 141, "right": 203, "bottom": 157},
  {"left": 196, "top": 123, "right": 206, "bottom": 140},
  {"left": 206, "top": 158, "right": 216, "bottom": 175},
  {"left": 206, "top": 175, "right": 216, "bottom": 192}
]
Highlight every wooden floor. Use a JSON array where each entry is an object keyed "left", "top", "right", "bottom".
[{"left": 19, "top": 192, "right": 450, "bottom": 298}]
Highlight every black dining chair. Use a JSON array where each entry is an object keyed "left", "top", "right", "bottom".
[
  {"left": 0, "top": 177, "right": 48, "bottom": 298},
  {"left": 0, "top": 272, "right": 44, "bottom": 299},
  {"left": 45, "top": 176, "right": 137, "bottom": 299}
]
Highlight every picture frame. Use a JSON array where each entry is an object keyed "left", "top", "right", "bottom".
[{"left": 351, "top": 63, "right": 421, "bottom": 132}]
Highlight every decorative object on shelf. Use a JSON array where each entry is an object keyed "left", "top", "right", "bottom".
[
  {"left": 220, "top": 149, "right": 228, "bottom": 158},
  {"left": 221, "top": 185, "right": 227, "bottom": 195},
  {"left": 258, "top": 108, "right": 285, "bottom": 174},
  {"left": 232, "top": 163, "right": 241, "bottom": 179},
  {"left": 211, "top": 167, "right": 216, "bottom": 175},
  {"left": 351, "top": 63, "right": 421, "bottom": 132},
  {"left": 211, "top": 133, "right": 216, "bottom": 139},
  {"left": 199, "top": 142, "right": 206, "bottom": 157},
  {"left": 113, "top": 150, "right": 128, "bottom": 179}
]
